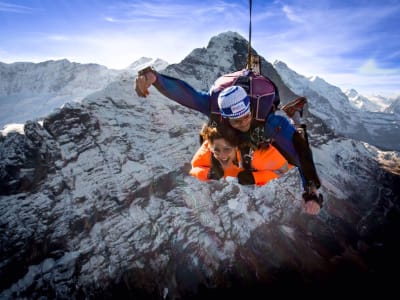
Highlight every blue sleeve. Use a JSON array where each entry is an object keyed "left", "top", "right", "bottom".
[
  {"left": 153, "top": 73, "right": 211, "bottom": 116},
  {"left": 264, "top": 114, "right": 295, "bottom": 141},
  {"left": 264, "top": 114, "right": 310, "bottom": 188},
  {"left": 264, "top": 114, "right": 299, "bottom": 165}
]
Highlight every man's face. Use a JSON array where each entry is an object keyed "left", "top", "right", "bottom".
[{"left": 228, "top": 112, "right": 252, "bottom": 132}]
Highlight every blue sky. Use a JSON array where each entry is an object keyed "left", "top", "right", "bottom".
[{"left": 1, "top": 0, "right": 399, "bottom": 96}]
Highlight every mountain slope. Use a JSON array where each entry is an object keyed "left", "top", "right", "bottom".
[
  {"left": 1, "top": 31, "right": 400, "bottom": 298},
  {"left": 273, "top": 60, "right": 400, "bottom": 151}
]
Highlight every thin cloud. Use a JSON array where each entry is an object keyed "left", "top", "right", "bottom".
[
  {"left": 47, "top": 35, "right": 70, "bottom": 42},
  {"left": 108, "top": 2, "right": 199, "bottom": 19},
  {"left": 255, "top": 1, "right": 400, "bottom": 88},
  {"left": 281, "top": 5, "right": 305, "bottom": 23},
  {"left": 104, "top": 17, "right": 115, "bottom": 23},
  {"left": 0, "top": 1, "right": 33, "bottom": 13},
  {"left": 103, "top": 16, "right": 142, "bottom": 24},
  {"left": 359, "top": 59, "right": 400, "bottom": 76},
  {"left": 106, "top": 1, "right": 241, "bottom": 22}
]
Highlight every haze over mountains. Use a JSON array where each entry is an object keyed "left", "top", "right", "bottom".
[{"left": 0, "top": 32, "right": 399, "bottom": 299}]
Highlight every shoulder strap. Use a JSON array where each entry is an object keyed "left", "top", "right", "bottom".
[{"left": 239, "top": 144, "right": 254, "bottom": 170}]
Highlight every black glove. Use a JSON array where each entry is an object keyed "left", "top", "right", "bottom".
[
  {"left": 207, "top": 155, "right": 224, "bottom": 180},
  {"left": 237, "top": 170, "right": 255, "bottom": 185},
  {"left": 302, "top": 191, "right": 323, "bottom": 207}
]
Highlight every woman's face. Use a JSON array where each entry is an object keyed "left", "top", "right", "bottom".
[{"left": 210, "top": 138, "right": 236, "bottom": 167}]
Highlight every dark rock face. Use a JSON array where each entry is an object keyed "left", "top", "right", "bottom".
[
  {"left": 1, "top": 32, "right": 400, "bottom": 299},
  {"left": 0, "top": 121, "right": 60, "bottom": 195}
]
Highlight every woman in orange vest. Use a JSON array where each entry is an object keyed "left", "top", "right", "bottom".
[
  {"left": 190, "top": 124, "right": 292, "bottom": 185},
  {"left": 190, "top": 124, "right": 242, "bottom": 180}
]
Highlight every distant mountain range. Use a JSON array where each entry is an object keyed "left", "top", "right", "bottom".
[
  {"left": 1, "top": 31, "right": 399, "bottom": 299},
  {"left": 0, "top": 58, "right": 168, "bottom": 128},
  {"left": 273, "top": 61, "right": 400, "bottom": 151},
  {"left": 2, "top": 48, "right": 399, "bottom": 151}
]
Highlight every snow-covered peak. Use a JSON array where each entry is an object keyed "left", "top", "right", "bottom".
[
  {"left": 274, "top": 60, "right": 396, "bottom": 113},
  {"left": 125, "top": 57, "right": 168, "bottom": 72},
  {"left": 0, "top": 123, "right": 25, "bottom": 136},
  {"left": 346, "top": 88, "right": 358, "bottom": 98},
  {"left": 345, "top": 88, "right": 382, "bottom": 111},
  {"left": 369, "top": 94, "right": 398, "bottom": 111},
  {"left": 272, "top": 60, "right": 312, "bottom": 95},
  {"left": 386, "top": 97, "right": 400, "bottom": 115},
  {"left": 274, "top": 60, "right": 351, "bottom": 109},
  {"left": 207, "top": 31, "right": 247, "bottom": 56},
  {"left": 161, "top": 31, "right": 252, "bottom": 91},
  {"left": 161, "top": 31, "right": 292, "bottom": 100}
]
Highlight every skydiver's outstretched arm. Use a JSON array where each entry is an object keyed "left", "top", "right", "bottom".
[{"left": 135, "top": 67, "right": 211, "bottom": 116}]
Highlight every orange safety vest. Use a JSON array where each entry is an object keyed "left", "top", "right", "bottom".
[{"left": 190, "top": 141, "right": 292, "bottom": 185}]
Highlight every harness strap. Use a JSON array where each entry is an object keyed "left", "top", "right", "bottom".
[{"left": 239, "top": 145, "right": 254, "bottom": 170}]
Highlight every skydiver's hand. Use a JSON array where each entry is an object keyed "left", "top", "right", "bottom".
[
  {"left": 302, "top": 191, "right": 323, "bottom": 215},
  {"left": 135, "top": 67, "right": 157, "bottom": 97},
  {"left": 303, "top": 200, "right": 321, "bottom": 215}
]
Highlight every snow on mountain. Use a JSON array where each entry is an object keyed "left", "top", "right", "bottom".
[
  {"left": 345, "top": 88, "right": 383, "bottom": 111},
  {"left": 0, "top": 59, "right": 120, "bottom": 128},
  {"left": 274, "top": 60, "right": 400, "bottom": 151},
  {"left": 160, "top": 31, "right": 248, "bottom": 91},
  {"left": 344, "top": 89, "right": 396, "bottom": 112},
  {"left": 385, "top": 97, "right": 400, "bottom": 115},
  {"left": 162, "top": 31, "right": 298, "bottom": 104},
  {"left": 0, "top": 58, "right": 168, "bottom": 129},
  {"left": 126, "top": 57, "right": 168, "bottom": 72},
  {"left": 1, "top": 31, "right": 400, "bottom": 298},
  {"left": 370, "top": 94, "right": 397, "bottom": 110}
]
